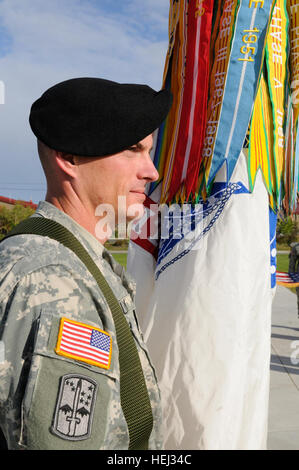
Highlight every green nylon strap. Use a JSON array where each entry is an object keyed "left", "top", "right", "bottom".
[{"left": 2, "top": 217, "right": 153, "bottom": 450}]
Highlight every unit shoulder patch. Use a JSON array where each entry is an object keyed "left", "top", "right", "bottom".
[{"left": 51, "top": 374, "right": 98, "bottom": 441}]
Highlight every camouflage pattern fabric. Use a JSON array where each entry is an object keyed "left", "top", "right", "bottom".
[{"left": 0, "top": 201, "right": 163, "bottom": 450}]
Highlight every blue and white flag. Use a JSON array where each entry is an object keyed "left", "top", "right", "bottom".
[{"left": 127, "top": 151, "right": 273, "bottom": 449}]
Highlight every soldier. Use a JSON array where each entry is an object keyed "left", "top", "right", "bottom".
[
  {"left": 289, "top": 241, "right": 299, "bottom": 317},
  {"left": 0, "top": 77, "right": 172, "bottom": 449}
]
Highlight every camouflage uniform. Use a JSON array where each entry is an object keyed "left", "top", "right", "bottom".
[
  {"left": 289, "top": 242, "right": 299, "bottom": 316},
  {"left": 0, "top": 201, "right": 163, "bottom": 450}
]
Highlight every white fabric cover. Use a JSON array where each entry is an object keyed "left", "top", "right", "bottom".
[{"left": 127, "top": 151, "right": 273, "bottom": 450}]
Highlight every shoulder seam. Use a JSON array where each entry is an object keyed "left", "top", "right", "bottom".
[{"left": 0, "top": 262, "right": 84, "bottom": 304}]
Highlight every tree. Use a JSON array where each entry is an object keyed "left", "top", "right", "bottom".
[
  {"left": 0, "top": 204, "right": 35, "bottom": 240},
  {"left": 276, "top": 216, "right": 298, "bottom": 245}
]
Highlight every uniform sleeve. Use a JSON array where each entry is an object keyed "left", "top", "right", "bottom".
[{"left": 0, "top": 264, "right": 122, "bottom": 450}]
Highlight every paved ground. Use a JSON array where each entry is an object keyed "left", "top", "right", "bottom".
[{"left": 268, "top": 285, "right": 299, "bottom": 450}]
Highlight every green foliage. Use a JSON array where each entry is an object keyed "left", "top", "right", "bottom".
[
  {"left": 276, "top": 216, "right": 298, "bottom": 245},
  {"left": 0, "top": 204, "right": 35, "bottom": 240}
]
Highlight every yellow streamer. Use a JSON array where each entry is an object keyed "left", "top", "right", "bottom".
[
  {"left": 248, "top": 72, "right": 275, "bottom": 204},
  {"left": 287, "top": 0, "right": 299, "bottom": 144},
  {"left": 264, "top": 0, "right": 289, "bottom": 199}
]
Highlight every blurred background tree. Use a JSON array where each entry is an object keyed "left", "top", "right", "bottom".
[
  {"left": 276, "top": 216, "right": 298, "bottom": 246},
  {"left": 0, "top": 204, "right": 35, "bottom": 240}
]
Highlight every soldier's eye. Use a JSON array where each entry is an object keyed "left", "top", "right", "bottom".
[{"left": 127, "top": 145, "right": 139, "bottom": 152}]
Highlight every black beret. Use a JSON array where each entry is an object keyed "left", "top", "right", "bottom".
[{"left": 29, "top": 77, "right": 172, "bottom": 157}]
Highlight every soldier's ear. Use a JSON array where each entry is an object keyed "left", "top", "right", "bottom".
[{"left": 54, "top": 151, "right": 77, "bottom": 178}]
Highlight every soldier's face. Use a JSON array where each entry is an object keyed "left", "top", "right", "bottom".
[{"left": 76, "top": 133, "right": 158, "bottom": 225}]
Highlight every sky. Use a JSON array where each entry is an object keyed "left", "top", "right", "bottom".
[{"left": 0, "top": 0, "right": 169, "bottom": 203}]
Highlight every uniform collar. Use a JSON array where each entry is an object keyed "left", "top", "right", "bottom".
[
  {"left": 34, "top": 201, "right": 136, "bottom": 296},
  {"left": 35, "top": 201, "right": 104, "bottom": 259}
]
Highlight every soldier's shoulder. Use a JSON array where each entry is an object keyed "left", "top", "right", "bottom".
[
  {"left": 0, "top": 234, "right": 87, "bottom": 297},
  {"left": 0, "top": 233, "right": 73, "bottom": 270}
]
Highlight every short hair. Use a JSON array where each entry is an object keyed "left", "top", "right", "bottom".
[{"left": 37, "top": 139, "right": 55, "bottom": 179}]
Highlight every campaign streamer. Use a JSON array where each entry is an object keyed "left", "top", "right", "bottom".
[{"left": 204, "top": 0, "right": 275, "bottom": 187}]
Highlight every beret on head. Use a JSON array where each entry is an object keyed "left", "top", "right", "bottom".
[{"left": 29, "top": 77, "right": 173, "bottom": 157}]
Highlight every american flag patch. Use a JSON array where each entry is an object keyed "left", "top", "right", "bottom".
[
  {"left": 276, "top": 271, "right": 299, "bottom": 287},
  {"left": 55, "top": 318, "right": 112, "bottom": 370}
]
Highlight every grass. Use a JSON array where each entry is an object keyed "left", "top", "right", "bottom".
[
  {"left": 276, "top": 253, "right": 289, "bottom": 272},
  {"left": 111, "top": 252, "right": 127, "bottom": 267}
]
